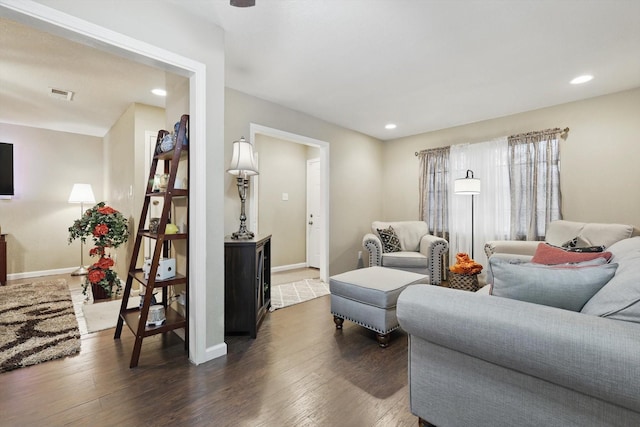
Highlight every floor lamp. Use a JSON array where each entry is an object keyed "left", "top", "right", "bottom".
[
  {"left": 69, "top": 183, "right": 95, "bottom": 276},
  {"left": 454, "top": 170, "right": 481, "bottom": 259}
]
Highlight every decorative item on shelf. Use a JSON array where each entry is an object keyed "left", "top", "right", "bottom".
[
  {"left": 165, "top": 223, "right": 179, "bottom": 235},
  {"left": 156, "top": 258, "right": 176, "bottom": 280},
  {"left": 175, "top": 121, "right": 188, "bottom": 146},
  {"left": 155, "top": 173, "right": 170, "bottom": 192},
  {"left": 149, "top": 217, "right": 160, "bottom": 234},
  {"left": 146, "top": 305, "right": 166, "bottom": 326},
  {"left": 139, "top": 291, "right": 157, "bottom": 309},
  {"left": 454, "top": 169, "right": 481, "bottom": 258},
  {"left": 449, "top": 252, "right": 483, "bottom": 291},
  {"left": 227, "top": 136, "right": 259, "bottom": 239},
  {"left": 68, "top": 183, "right": 96, "bottom": 276},
  {"left": 160, "top": 132, "right": 176, "bottom": 152},
  {"left": 68, "top": 202, "right": 129, "bottom": 300}
]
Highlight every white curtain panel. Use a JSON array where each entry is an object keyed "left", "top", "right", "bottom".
[{"left": 449, "top": 137, "right": 510, "bottom": 269}]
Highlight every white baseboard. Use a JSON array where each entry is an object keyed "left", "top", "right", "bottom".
[
  {"left": 202, "top": 342, "right": 227, "bottom": 363},
  {"left": 7, "top": 267, "right": 78, "bottom": 281},
  {"left": 271, "top": 262, "right": 307, "bottom": 273}
]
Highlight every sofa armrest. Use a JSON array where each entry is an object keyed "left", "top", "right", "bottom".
[
  {"left": 418, "top": 235, "right": 448, "bottom": 285},
  {"left": 484, "top": 240, "right": 540, "bottom": 258},
  {"left": 363, "top": 233, "right": 382, "bottom": 267},
  {"left": 397, "top": 285, "right": 640, "bottom": 413}
]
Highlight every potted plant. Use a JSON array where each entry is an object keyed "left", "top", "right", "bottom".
[{"left": 68, "top": 202, "right": 129, "bottom": 299}]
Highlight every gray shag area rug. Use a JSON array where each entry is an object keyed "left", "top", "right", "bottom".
[
  {"left": 270, "top": 278, "right": 330, "bottom": 311},
  {"left": 0, "top": 279, "right": 80, "bottom": 373}
]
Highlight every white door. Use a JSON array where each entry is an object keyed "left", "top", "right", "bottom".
[{"left": 306, "top": 158, "right": 321, "bottom": 268}]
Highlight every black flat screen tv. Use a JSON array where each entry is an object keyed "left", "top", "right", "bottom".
[{"left": 0, "top": 143, "right": 14, "bottom": 196}]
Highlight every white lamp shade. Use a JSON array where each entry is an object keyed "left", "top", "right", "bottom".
[
  {"left": 68, "top": 183, "right": 96, "bottom": 204},
  {"left": 454, "top": 178, "right": 481, "bottom": 195},
  {"left": 227, "top": 137, "right": 259, "bottom": 176}
]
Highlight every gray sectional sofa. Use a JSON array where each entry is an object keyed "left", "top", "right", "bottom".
[{"left": 397, "top": 235, "right": 640, "bottom": 427}]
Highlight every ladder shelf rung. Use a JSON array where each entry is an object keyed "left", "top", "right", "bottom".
[
  {"left": 130, "top": 270, "right": 187, "bottom": 288},
  {"left": 121, "top": 306, "right": 187, "bottom": 337}
]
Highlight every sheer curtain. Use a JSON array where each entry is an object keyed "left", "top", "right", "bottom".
[
  {"left": 418, "top": 147, "right": 450, "bottom": 239},
  {"left": 508, "top": 129, "right": 562, "bottom": 240},
  {"left": 449, "top": 137, "right": 510, "bottom": 268}
]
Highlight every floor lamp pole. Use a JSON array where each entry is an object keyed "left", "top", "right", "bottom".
[
  {"left": 471, "top": 195, "right": 475, "bottom": 259},
  {"left": 71, "top": 201, "right": 88, "bottom": 276}
]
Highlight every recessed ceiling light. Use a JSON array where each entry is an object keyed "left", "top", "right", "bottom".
[
  {"left": 385, "top": 123, "right": 397, "bottom": 130},
  {"left": 151, "top": 88, "right": 167, "bottom": 96},
  {"left": 570, "top": 75, "right": 593, "bottom": 85}
]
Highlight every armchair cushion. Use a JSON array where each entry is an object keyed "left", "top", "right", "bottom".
[
  {"left": 489, "top": 257, "right": 617, "bottom": 312},
  {"left": 372, "top": 221, "right": 430, "bottom": 252},
  {"left": 382, "top": 252, "right": 428, "bottom": 269},
  {"left": 376, "top": 226, "right": 401, "bottom": 253}
]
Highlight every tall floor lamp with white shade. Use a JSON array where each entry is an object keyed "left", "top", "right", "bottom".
[
  {"left": 68, "top": 183, "right": 95, "bottom": 276},
  {"left": 454, "top": 170, "right": 481, "bottom": 259}
]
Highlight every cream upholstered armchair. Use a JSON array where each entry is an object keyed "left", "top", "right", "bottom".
[{"left": 363, "top": 221, "right": 448, "bottom": 285}]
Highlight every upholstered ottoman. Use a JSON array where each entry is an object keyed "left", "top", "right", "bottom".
[{"left": 330, "top": 266, "right": 430, "bottom": 347}]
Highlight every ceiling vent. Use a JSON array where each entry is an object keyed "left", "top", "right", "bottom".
[{"left": 49, "top": 87, "right": 74, "bottom": 101}]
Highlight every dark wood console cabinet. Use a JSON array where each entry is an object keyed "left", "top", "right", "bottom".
[{"left": 224, "top": 234, "right": 271, "bottom": 338}]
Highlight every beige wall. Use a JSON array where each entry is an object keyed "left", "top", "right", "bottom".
[
  {"left": 225, "top": 88, "right": 384, "bottom": 275},
  {"left": 255, "top": 134, "right": 308, "bottom": 267},
  {"left": 104, "top": 103, "right": 164, "bottom": 281},
  {"left": 0, "top": 122, "right": 103, "bottom": 274},
  {"left": 382, "top": 88, "right": 640, "bottom": 229}
]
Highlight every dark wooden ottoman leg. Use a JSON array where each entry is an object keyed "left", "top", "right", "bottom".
[
  {"left": 376, "top": 333, "right": 390, "bottom": 348},
  {"left": 333, "top": 315, "right": 344, "bottom": 329},
  {"left": 419, "top": 418, "right": 437, "bottom": 427}
]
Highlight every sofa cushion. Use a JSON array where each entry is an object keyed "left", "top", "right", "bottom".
[
  {"left": 381, "top": 251, "right": 429, "bottom": 269},
  {"left": 545, "top": 220, "right": 585, "bottom": 247},
  {"left": 489, "top": 257, "right": 617, "bottom": 312},
  {"left": 581, "top": 237, "right": 640, "bottom": 323},
  {"left": 545, "top": 220, "right": 633, "bottom": 248},
  {"left": 531, "top": 243, "right": 612, "bottom": 265},
  {"left": 377, "top": 226, "right": 401, "bottom": 253}
]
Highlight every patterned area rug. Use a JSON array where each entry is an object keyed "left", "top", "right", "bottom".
[
  {"left": 270, "top": 278, "right": 330, "bottom": 311},
  {"left": 0, "top": 279, "right": 80, "bottom": 373}
]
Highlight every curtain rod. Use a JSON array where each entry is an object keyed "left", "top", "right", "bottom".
[
  {"left": 509, "top": 127, "right": 569, "bottom": 140},
  {"left": 414, "top": 127, "right": 570, "bottom": 156}
]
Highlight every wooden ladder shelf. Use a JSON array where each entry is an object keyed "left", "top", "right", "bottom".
[{"left": 114, "top": 114, "right": 189, "bottom": 368}]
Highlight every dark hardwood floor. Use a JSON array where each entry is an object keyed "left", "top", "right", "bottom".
[{"left": 0, "top": 293, "right": 417, "bottom": 426}]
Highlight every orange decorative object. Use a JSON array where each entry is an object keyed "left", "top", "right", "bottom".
[{"left": 449, "top": 252, "right": 483, "bottom": 275}]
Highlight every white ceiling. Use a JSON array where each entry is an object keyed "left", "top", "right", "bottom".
[{"left": 1, "top": 1, "right": 640, "bottom": 140}]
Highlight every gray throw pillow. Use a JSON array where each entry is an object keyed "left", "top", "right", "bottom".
[{"left": 489, "top": 257, "right": 617, "bottom": 312}]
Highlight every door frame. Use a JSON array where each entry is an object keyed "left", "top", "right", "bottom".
[
  {"left": 248, "top": 124, "right": 330, "bottom": 283},
  {"left": 306, "top": 158, "right": 321, "bottom": 269},
  {"left": 1, "top": 0, "right": 212, "bottom": 364}
]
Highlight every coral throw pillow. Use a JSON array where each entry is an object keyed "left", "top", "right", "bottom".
[{"left": 531, "top": 243, "right": 612, "bottom": 265}]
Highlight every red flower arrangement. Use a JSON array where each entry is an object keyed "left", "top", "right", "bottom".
[{"left": 69, "top": 202, "right": 129, "bottom": 298}]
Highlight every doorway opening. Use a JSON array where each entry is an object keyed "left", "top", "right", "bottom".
[
  {"left": 2, "top": 2, "right": 212, "bottom": 364},
  {"left": 248, "top": 124, "right": 330, "bottom": 283}
]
